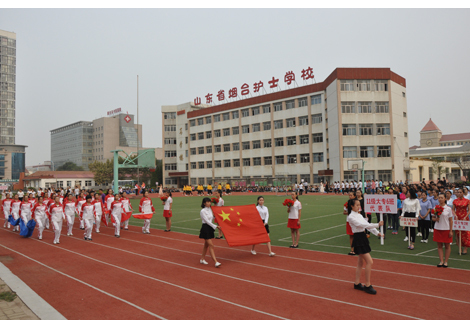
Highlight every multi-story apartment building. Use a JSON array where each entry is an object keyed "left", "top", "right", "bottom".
[{"left": 162, "top": 68, "right": 409, "bottom": 188}]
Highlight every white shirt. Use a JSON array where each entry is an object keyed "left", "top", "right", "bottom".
[
  {"left": 358, "top": 181, "right": 363, "bottom": 189},
  {"left": 288, "top": 200, "right": 302, "bottom": 219},
  {"left": 200, "top": 207, "right": 217, "bottom": 230},
  {"left": 347, "top": 211, "right": 380, "bottom": 235},
  {"left": 434, "top": 205, "right": 453, "bottom": 231},
  {"left": 18, "top": 191, "right": 24, "bottom": 198},
  {"left": 216, "top": 198, "right": 224, "bottom": 207},
  {"left": 163, "top": 197, "right": 173, "bottom": 210},
  {"left": 341, "top": 183, "right": 345, "bottom": 189},
  {"left": 256, "top": 205, "right": 269, "bottom": 224},
  {"left": 401, "top": 198, "right": 421, "bottom": 217}
]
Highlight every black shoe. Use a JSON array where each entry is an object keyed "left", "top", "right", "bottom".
[
  {"left": 164, "top": 229, "right": 171, "bottom": 232},
  {"left": 348, "top": 251, "right": 356, "bottom": 256},
  {"left": 293, "top": 245, "right": 299, "bottom": 248},
  {"left": 215, "top": 236, "right": 222, "bottom": 239},
  {"left": 354, "top": 283, "right": 364, "bottom": 291},
  {"left": 443, "top": 264, "right": 448, "bottom": 268},
  {"left": 437, "top": 263, "right": 443, "bottom": 267},
  {"left": 88, "top": 238, "right": 93, "bottom": 241},
  {"left": 80, "top": 227, "right": 85, "bottom": 230},
  {"left": 84, "top": 237, "right": 88, "bottom": 240},
  {"left": 364, "top": 285, "right": 377, "bottom": 295},
  {"left": 289, "top": 245, "right": 294, "bottom": 248},
  {"left": 115, "top": 235, "right": 120, "bottom": 238}
]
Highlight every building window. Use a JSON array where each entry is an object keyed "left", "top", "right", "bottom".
[
  {"left": 286, "top": 118, "right": 296, "bottom": 128},
  {"left": 242, "top": 141, "right": 250, "bottom": 150},
  {"left": 223, "top": 128, "right": 230, "bottom": 136},
  {"left": 404, "top": 132, "right": 408, "bottom": 137},
  {"left": 274, "top": 137, "right": 284, "bottom": 147},
  {"left": 165, "top": 164, "right": 177, "bottom": 171},
  {"left": 232, "top": 111, "right": 239, "bottom": 119},
  {"left": 253, "top": 157, "right": 261, "bottom": 166},
  {"left": 253, "top": 140, "right": 261, "bottom": 149},
  {"left": 164, "top": 112, "right": 176, "bottom": 119},
  {"left": 264, "top": 139, "right": 272, "bottom": 148},
  {"left": 298, "top": 97, "right": 307, "bottom": 107},
  {"left": 233, "top": 159, "right": 240, "bottom": 167},
  {"left": 263, "top": 121, "right": 271, "bottom": 130},
  {"left": 341, "top": 102, "right": 355, "bottom": 113},
  {"left": 403, "top": 112, "right": 407, "bottom": 117},
  {"left": 190, "top": 134, "right": 196, "bottom": 141},
  {"left": 298, "top": 116, "right": 308, "bottom": 126},
  {"left": 405, "top": 152, "right": 409, "bottom": 157},
  {"left": 287, "top": 154, "right": 297, "bottom": 164},
  {"left": 214, "top": 114, "right": 220, "bottom": 122},
  {"left": 310, "top": 133, "right": 322, "bottom": 143},
  {"left": 377, "top": 146, "right": 391, "bottom": 157},
  {"left": 264, "top": 156, "right": 272, "bottom": 165},
  {"left": 185, "top": 137, "right": 188, "bottom": 144},
  {"left": 198, "top": 132, "right": 204, "bottom": 140},
  {"left": 359, "top": 124, "right": 373, "bottom": 136},
  {"left": 214, "top": 129, "right": 221, "bottom": 138},
  {"left": 360, "top": 146, "right": 374, "bottom": 158},
  {"left": 343, "top": 146, "right": 357, "bottom": 158},
  {"left": 197, "top": 118, "right": 204, "bottom": 125},
  {"left": 190, "top": 120, "right": 196, "bottom": 127},
  {"left": 165, "top": 150, "right": 177, "bottom": 157},
  {"left": 206, "top": 131, "right": 212, "bottom": 139},
  {"left": 274, "top": 102, "right": 282, "bottom": 112},
  {"left": 311, "top": 113, "right": 322, "bottom": 124},
  {"left": 375, "top": 80, "right": 388, "bottom": 91},
  {"left": 241, "top": 109, "right": 249, "bottom": 117},
  {"left": 198, "top": 147, "right": 204, "bottom": 154},
  {"left": 232, "top": 142, "right": 239, "bottom": 151},
  {"left": 243, "top": 158, "right": 251, "bottom": 166},
  {"left": 191, "top": 162, "right": 196, "bottom": 169},
  {"left": 402, "top": 92, "right": 406, "bottom": 97},
  {"left": 275, "top": 155, "right": 284, "bottom": 164},
  {"left": 274, "top": 120, "right": 283, "bottom": 129},
  {"left": 223, "top": 144, "right": 230, "bottom": 152},
  {"left": 263, "top": 105, "right": 271, "bottom": 113},
  {"left": 206, "top": 146, "right": 212, "bottom": 153},
  {"left": 252, "top": 107, "right": 260, "bottom": 116},
  {"left": 340, "top": 80, "right": 354, "bottom": 91},
  {"left": 232, "top": 126, "right": 239, "bottom": 135},
  {"left": 206, "top": 161, "right": 213, "bottom": 169},
  {"left": 313, "top": 152, "right": 323, "bottom": 162},
  {"left": 190, "top": 148, "right": 196, "bottom": 155},
  {"left": 205, "top": 116, "right": 211, "bottom": 124},
  {"left": 215, "top": 160, "right": 221, "bottom": 168},
  {"left": 252, "top": 123, "right": 260, "bottom": 132},
  {"left": 300, "top": 154, "right": 309, "bottom": 163},
  {"left": 311, "top": 94, "right": 321, "bottom": 104},
  {"left": 357, "top": 80, "right": 371, "bottom": 91},
  {"left": 164, "top": 138, "right": 177, "bottom": 145},
  {"left": 287, "top": 136, "right": 297, "bottom": 146},
  {"left": 358, "top": 102, "right": 372, "bottom": 113},
  {"left": 342, "top": 124, "right": 357, "bottom": 136},
  {"left": 300, "top": 135, "right": 309, "bottom": 144},
  {"left": 164, "top": 125, "right": 176, "bottom": 132},
  {"left": 375, "top": 102, "right": 389, "bottom": 113},
  {"left": 242, "top": 125, "right": 250, "bottom": 134},
  {"left": 286, "top": 99, "right": 295, "bottom": 109},
  {"left": 198, "top": 161, "right": 204, "bottom": 169},
  {"left": 223, "top": 113, "right": 230, "bottom": 121},
  {"left": 215, "top": 145, "right": 221, "bottom": 153},
  {"left": 224, "top": 160, "right": 231, "bottom": 167},
  {"left": 376, "top": 124, "right": 390, "bottom": 135},
  {"left": 378, "top": 170, "right": 392, "bottom": 182}
]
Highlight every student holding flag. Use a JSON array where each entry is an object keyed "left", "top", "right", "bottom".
[
  {"left": 1, "top": 193, "right": 12, "bottom": 229},
  {"left": 63, "top": 193, "right": 76, "bottom": 236},
  {"left": 140, "top": 190, "right": 155, "bottom": 234},
  {"left": 33, "top": 196, "right": 48, "bottom": 240},
  {"left": 92, "top": 192, "right": 105, "bottom": 232},
  {"left": 10, "top": 194, "right": 21, "bottom": 232},
  {"left": 19, "top": 195, "right": 33, "bottom": 229},
  {"left": 110, "top": 193, "right": 125, "bottom": 238},
  {"left": 120, "top": 191, "right": 133, "bottom": 230},
  {"left": 251, "top": 196, "right": 275, "bottom": 256},
  {"left": 214, "top": 190, "right": 224, "bottom": 239},
  {"left": 199, "top": 197, "right": 221, "bottom": 268}
]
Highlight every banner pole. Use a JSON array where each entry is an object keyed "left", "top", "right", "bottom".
[
  {"left": 380, "top": 213, "right": 384, "bottom": 245},
  {"left": 459, "top": 231, "right": 462, "bottom": 256},
  {"left": 408, "top": 226, "right": 411, "bottom": 248}
]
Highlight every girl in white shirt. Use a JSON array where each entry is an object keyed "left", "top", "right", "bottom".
[
  {"left": 347, "top": 199, "right": 384, "bottom": 295},
  {"left": 214, "top": 190, "right": 225, "bottom": 239},
  {"left": 251, "top": 196, "right": 275, "bottom": 256},
  {"left": 287, "top": 192, "right": 302, "bottom": 248},
  {"left": 432, "top": 193, "right": 453, "bottom": 267},
  {"left": 198, "top": 197, "right": 221, "bottom": 268},
  {"left": 400, "top": 188, "right": 421, "bottom": 250},
  {"left": 162, "top": 191, "right": 173, "bottom": 232}
]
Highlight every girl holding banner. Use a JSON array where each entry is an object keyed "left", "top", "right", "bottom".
[
  {"left": 400, "top": 189, "right": 420, "bottom": 250},
  {"left": 433, "top": 193, "right": 453, "bottom": 267},
  {"left": 452, "top": 189, "right": 470, "bottom": 255},
  {"left": 343, "top": 191, "right": 356, "bottom": 255}
]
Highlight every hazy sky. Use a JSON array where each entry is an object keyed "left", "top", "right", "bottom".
[{"left": 1, "top": 9, "right": 469, "bottom": 166}]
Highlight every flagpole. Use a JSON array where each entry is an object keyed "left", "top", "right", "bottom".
[{"left": 137, "top": 75, "right": 139, "bottom": 188}]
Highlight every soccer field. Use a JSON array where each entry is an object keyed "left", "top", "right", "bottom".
[{"left": 127, "top": 194, "right": 470, "bottom": 270}]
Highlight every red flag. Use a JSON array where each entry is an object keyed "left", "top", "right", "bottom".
[
  {"left": 212, "top": 204, "right": 270, "bottom": 247},
  {"left": 132, "top": 213, "right": 153, "bottom": 220},
  {"left": 121, "top": 211, "right": 133, "bottom": 221},
  {"left": 101, "top": 213, "right": 108, "bottom": 227}
]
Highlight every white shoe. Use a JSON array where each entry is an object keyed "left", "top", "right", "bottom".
[
  {"left": 424, "top": 240, "right": 428, "bottom": 243},
  {"left": 251, "top": 250, "right": 257, "bottom": 255},
  {"left": 7, "top": 224, "right": 10, "bottom": 228},
  {"left": 404, "top": 236, "right": 408, "bottom": 241},
  {"left": 215, "top": 262, "right": 221, "bottom": 268},
  {"left": 269, "top": 252, "right": 276, "bottom": 257},
  {"left": 3, "top": 224, "right": 5, "bottom": 228},
  {"left": 38, "top": 236, "right": 42, "bottom": 240},
  {"left": 67, "top": 233, "right": 71, "bottom": 236},
  {"left": 200, "top": 259, "right": 208, "bottom": 265},
  {"left": 430, "top": 229, "right": 434, "bottom": 232},
  {"left": 420, "top": 240, "right": 423, "bottom": 243},
  {"left": 46, "top": 225, "right": 49, "bottom": 229},
  {"left": 96, "top": 230, "right": 100, "bottom": 233},
  {"left": 53, "top": 241, "right": 57, "bottom": 244},
  {"left": 146, "top": 231, "right": 150, "bottom": 234},
  {"left": 142, "top": 228, "right": 145, "bottom": 233},
  {"left": 417, "top": 232, "right": 422, "bottom": 237}
]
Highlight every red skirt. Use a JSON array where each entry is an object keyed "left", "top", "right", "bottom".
[
  {"left": 433, "top": 229, "right": 452, "bottom": 243},
  {"left": 163, "top": 210, "right": 172, "bottom": 218},
  {"left": 287, "top": 218, "right": 300, "bottom": 229},
  {"left": 346, "top": 222, "right": 353, "bottom": 236}
]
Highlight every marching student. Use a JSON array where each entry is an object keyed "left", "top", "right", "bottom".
[
  {"left": 140, "top": 190, "right": 155, "bottom": 234},
  {"left": 207, "top": 183, "right": 212, "bottom": 196},
  {"left": 162, "top": 191, "right": 173, "bottom": 232},
  {"left": 75, "top": 191, "right": 87, "bottom": 230},
  {"left": 48, "top": 195, "right": 64, "bottom": 244},
  {"left": 63, "top": 193, "right": 76, "bottom": 236},
  {"left": 400, "top": 188, "right": 421, "bottom": 250},
  {"left": 343, "top": 191, "right": 357, "bottom": 255},
  {"left": 19, "top": 195, "right": 33, "bottom": 229},
  {"left": 120, "top": 191, "right": 133, "bottom": 230},
  {"left": 92, "top": 193, "right": 104, "bottom": 233},
  {"left": 33, "top": 196, "right": 48, "bottom": 240},
  {"left": 104, "top": 189, "right": 115, "bottom": 227},
  {"left": 214, "top": 190, "right": 225, "bottom": 239},
  {"left": 348, "top": 199, "right": 384, "bottom": 295},
  {"left": 225, "top": 182, "right": 231, "bottom": 195},
  {"left": 251, "top": 196, "right": 275, "bottom": 256},
  {"left": 10, "top": 194, "right": 21, "bottom": 232},
  {"left": 80, "top": 195, "right": 95, "bottom": 241},
  {"left": 199, "top": 197, "right": 221, "bottom": 268},
  {"left": 433, "top": 193, "right": 453, "bottom": 267},
  {"left": 110, "top": 193, "right": 125, "bottom": 238},
  {"left": 1, "top": 193, "right": 12, "bottom": 229},
  {"left": 287, "top": 191, "right": 302, "bottom": 248}
]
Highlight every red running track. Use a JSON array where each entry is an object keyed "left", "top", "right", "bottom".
[{"left": 0, "top": 221, "right": 468, "bottom": 320}]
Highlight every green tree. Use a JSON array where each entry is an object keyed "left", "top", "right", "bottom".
[
  {"left": 431, "top": 159, "right": 449, "bottom": 180},
  {"left": 56, "top": 161, "right": 84, "bottom": 171},
  {"left": 88, "top": 159, "right": 113, "bottom": 185}
]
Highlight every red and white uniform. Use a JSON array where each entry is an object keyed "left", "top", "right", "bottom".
[
  {"left": 48, "top": 203, "right": 64, "bottom": 244},
  {"left": 10, "top": 200, "right": 21, "bottom": 231},
  {"left": 104, "top": 194, "right": 115, "bottom": 225},
  {"left": 63, "top": 200, "right": 76, "bottom": 235},
  {"left": 163, "top": 197, "right": 173, "bottom": 218},
  {"left": 120, "top": 197, "right": 132, "bottom": 229},
  {"left": 110, "top": 200, "right": 124, "bottom": 236},
  {"left": 75, "top": 197, "right": 86, "bottom": 229},
  {"left": 19, "top": 200, "right": 33, "bottom": 225},
  {"left": 33, "top": 203, "right": 48, "bottom": 239},
  {"left": 139, "top": 197, "right": 155, "bottom": 233},
  {"left": 2, "top": 198, "right": 12, "bottom": 228},
  {"left": 43, "top": 198, "right": 52, "bottom": 229},
  {"left": 92, "top": 199, "right": 104, "bottom": 232},
  {"left": 80, "top": 203, "right": 95, "bottom": 239}
]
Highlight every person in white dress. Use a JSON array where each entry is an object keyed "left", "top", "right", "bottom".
[
  {"left": 432, "top": 193, "right": 453, "bottom": 267},
  {"left": 320, "top": 182, "right": 324, "bottom": 193},
  {"left": 198, "top": 197, "right": 221, "bottom": 268},
  {"left": 287, "top": 192, "right": 302, "bottom": 248},
  {"left": 162, "top": 191, "right": 173, "bottom": 232},
  {"left": 251, "top": 196, "right": 275, "bottom": 256}
]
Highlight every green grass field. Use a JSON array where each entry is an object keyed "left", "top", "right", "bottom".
[{"left": 127, "top": 194, "right": 470, "bottom": 270}]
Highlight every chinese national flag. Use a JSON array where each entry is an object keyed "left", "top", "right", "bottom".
[
  {"left": 212, "top": 204, "right": 270, "bottom": 247},
  {"left": 121, "top": 211, "right": 133, "bottom": 221},
  {"left": 132, "top": 213, "right": 154, "bottom": 220}
]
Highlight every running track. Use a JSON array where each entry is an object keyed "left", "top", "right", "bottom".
[{"left": 0, "top": 221, "right": 469, "bottom": 320}]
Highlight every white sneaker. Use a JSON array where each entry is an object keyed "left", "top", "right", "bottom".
[
  {"left": 404, "top": 236, "right": 408, "bottom": 241},
  {"left": 53, "top": 241, "right": 57, "bottom": 244},
  {"left": 215, "top": 262, "right": 221, "bottom": 268},
  {"left": 430, "top": 229, "right": 434, "bottom": 232},
  {"left": 251, "top": 250, "right": 257, "bottom": 255},
  {"left": 67, "top": 233, "right": 71, "bottom": 236},
  {"left": 46, "top": 225, "right": 49, "bottom": 229},
  {"left": 3, "top": 224, "right": 5, "bottom": 228},
  {"left": 424, "top": 240, "right": 428, "bottom": 243},
  {"left": 420, "top": 240, "right": 423, "bottom": 243},
  {"left": 200, "top": 259, "right": 208, "bottom": 265},
  {"left": 96, "top": 230, "right": 100, "bottom": 233},
  {"left": 7, "top": 224, "right": 10, "bottom": 229},
  {"left": 146, "top": 231, "right": 150, "bottom": 234},
  {"left": 269, "top": 252, "right": 276, "bottom": 257},
  {"left": 417, "top": 232, "right": 422, "bottom": 237},
  {"left": 142, "top": 228, "right": 145, "bottom": 233},
  {"left": 38, "top": 236, "right": 42, "bottom": 240}
]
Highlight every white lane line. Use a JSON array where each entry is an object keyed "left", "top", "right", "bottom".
[
  {"left": 278, "top": 224, "right": 345, "bottom": 240},
  {"left": 310, "top": 234, "right": 347, "bottom": 244},
  {"left": 171, "top": 218, "right": 201, "bottom": 224},
  {"left": 270, "top": 212, "right": 343, "bottom": 227},
  {"left": 0, "top": 243, "right": 166, "bottom": 320},
  {"left": 416, "top": 248, "right": 438, "bottom": 256}
]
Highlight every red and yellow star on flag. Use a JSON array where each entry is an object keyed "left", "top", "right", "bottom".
[{"left": 212, "top": 204, "right": 270, "bottom": 247}]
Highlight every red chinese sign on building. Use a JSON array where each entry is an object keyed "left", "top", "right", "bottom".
[
  {"left": 364, "top": 196, "right": 397, "bottom": 214},
  {"left": 107, "top": 108, "right": 122, "bottom": 116}
]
